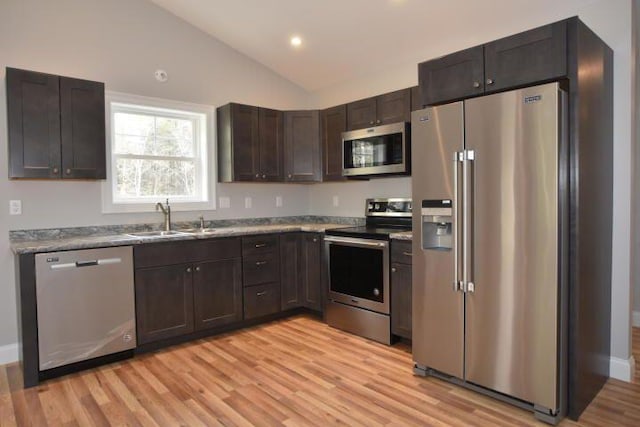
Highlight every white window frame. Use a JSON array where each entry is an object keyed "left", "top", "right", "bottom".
[{"left": 102, "top": 91, "right": 216, "bottom": 213}]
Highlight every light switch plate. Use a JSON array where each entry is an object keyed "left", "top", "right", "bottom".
[
  {"left": 9, "top": 200, "right": 22, "bottom": 215},
  {"left": 244, "top": 197, "right": 252, "bottom": 209},
  {"left": 276, "top": 196, "right": 283, "bottom": 207},
  {"left": 332, "top": 195, "right": 339, "bottom": 207}
]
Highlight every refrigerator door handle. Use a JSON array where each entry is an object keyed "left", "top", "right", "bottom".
[
  {"left": 453, "top": 151, "right": 463, "bottom": 292},
  {"left": 463, "top": 149, "right": 475, "bottom": 293}
]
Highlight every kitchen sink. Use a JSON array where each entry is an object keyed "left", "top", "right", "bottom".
[
  {"left": 126, "top": 230, "right": 191, "bottom": 238},
  {"left": 179, "top": 228, "right": 221, "bottom": 235}
]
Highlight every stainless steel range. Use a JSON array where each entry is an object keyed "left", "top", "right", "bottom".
[{"left": 324, "top": 198, "right": 412, "bottom": 344}]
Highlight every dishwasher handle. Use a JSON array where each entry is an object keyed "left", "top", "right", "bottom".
[{"left": 50, "top": 257, "right": 123, "bottom": 270}]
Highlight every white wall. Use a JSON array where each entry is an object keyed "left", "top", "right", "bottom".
[
  {"left": 309, "top": 0, "right": 636, "bottom": 379},
  {"left": 0, "top": 0, "right": 314, "bottom": 352},
  {"left": 632, "top": 0, "right": 640, "bottom": 323}
]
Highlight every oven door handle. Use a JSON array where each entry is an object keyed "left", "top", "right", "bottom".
[{"left": 324, "top": 236, "right": 388, "bottom": 249}]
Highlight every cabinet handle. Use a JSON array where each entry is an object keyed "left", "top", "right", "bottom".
[
  {"left": 195, "top": 266, "right": 201, "bottom": 272},
  {"left": 52, "top": 167, "right": 59, "bottom": 174},
  {"left": 376, "top": 119, "right": 381, "bottom": 124},
  {"left": 288, "top": 174, "right": 292, "bottom": 179},
  {"left": 255, "top": 173, "right": 260, "bottom": 178},
  {"left": 313, "top": 238, "right": 318, "bottom": 242},
  {"left": 402, "top": 252, "right": 413, "bottom": 257},
  {"left": 369, "top": 121, "right": 374, "bottom": 125},
  {"left": 256, "top": 291, "right": 267, "bottom": 297},
  {"left": 186, "top": 267, "right": 192, "bottom": 273},
  {"left": 65, "top": 168, "right": 71, "bottom": 175},
  {"left": 473, "top": 81, "right": 481, "bottom": 88},
  {"left": 262, "top": 174, "right": 266, "bottom": 179},
  {"left": 392, "top": 267, "right": 397, "bottom": 273},
  {"left": 255, "top": 243, "right": 267, "bottom": 248},
  {"left": 486, "top": 78, "right": 494, "bottom": 85},
  {"left": 255, "top": 261, "right": 268, "bottom": 266}
]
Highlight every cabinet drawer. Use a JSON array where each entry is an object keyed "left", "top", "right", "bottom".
[
  {"left": 243, "top": 252, "right": 280, "bottom": 286},
  {"left": 391, "top": 240, "right": 413, "bottom": 265},
  {"left": 134, "top": 238, "right": 241, "bottom": 268},
  {"left": 244, "top": 283, "right": 281, "bottom": 320},
  {"left": 242, "top": 234, "right": 279, "bottom": 255}
]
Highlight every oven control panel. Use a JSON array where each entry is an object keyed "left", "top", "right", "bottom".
[{"left": 366, "top": 198, "right": 412, "bottom": 217}]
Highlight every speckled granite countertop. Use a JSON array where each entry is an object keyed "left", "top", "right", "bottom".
[
  {"left": 389, "top": 231, "right": 412, "bottom": 241},
  {"left": 10, "top": 222, "right": 353, "bottom": 254}
]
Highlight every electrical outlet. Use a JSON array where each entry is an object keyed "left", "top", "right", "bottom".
[
  {"left": 9, "top": 200, "right": 22, "bottom": 215},
  {"left": 332, "top": 195, "right": 339, "bottom": 207},
  {"left": 276, "top": 196, "right": 283, "bottom": 207},
  {"left": 219, "top": 196, "right": 231, "bottom": 209},
  {"left": 244, "top": 197, "right": 252, "bottom": 209}
]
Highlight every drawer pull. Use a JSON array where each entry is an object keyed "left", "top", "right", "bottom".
[
  {"left": 402, "top": 252, "right": 413, "bottom": 257},
  {"left": 392, "top": 267, "right": 397, "bottom": 273},
  {"left": 255, "top": 261, "right": 268, "bottom": 266},
  {"left": 256, "top": 291, "right": 267, "bottom": 297},
  {"left": 255, "top": 243, "right": 267, "bottom": 248}
]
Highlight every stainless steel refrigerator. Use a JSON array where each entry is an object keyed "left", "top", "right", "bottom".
[{"left": 411, "top": 82, "right": 567, "bottom": 423}]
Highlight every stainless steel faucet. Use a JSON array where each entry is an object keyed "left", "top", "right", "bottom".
[
  {"left": 199, "top": 215, "right": 205, "bottom": 231},
  {"left": 155, "top": 199, "right": 171, "bottom": 231}
]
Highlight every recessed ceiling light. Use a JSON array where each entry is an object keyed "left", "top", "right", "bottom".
[{"left": 290, "top": 36, "right": 302, "bottom": 47}]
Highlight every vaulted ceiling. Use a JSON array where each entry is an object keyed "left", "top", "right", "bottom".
[{"left": 149, "top": 0, "right": 596, "bottom": 92}]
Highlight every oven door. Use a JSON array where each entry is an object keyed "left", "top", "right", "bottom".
[{"left": 324, "top": 235, "right": 390, "bottom": 314}]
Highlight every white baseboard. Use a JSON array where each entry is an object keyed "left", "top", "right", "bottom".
[
  {"left": 610, "top": 355, "right": 635, "bottom": 382},
  {"left": 633, "top": 310, "right": 640, "bottom": 327},
  {"left": 0, "top": 343, "right": 18, "bottom": 366}
]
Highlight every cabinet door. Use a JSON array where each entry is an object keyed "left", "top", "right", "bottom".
[
  {"left": 6, "top": 68, "right": 61, "bottom": 179},
  {"left": 377, "top": 88, "right": 411, "bottom": 125},
  {"left": 231, "top": 103, "right": 260, "bottom": 181},
  {"left": 258, "top": 108, "right": 284, "bottom": 181},
  {"left": 284, "top": 111, "right": 321, "bottom": 182},
  {"left": 60, "top": 77, "right": 106, "bottom": 179},
  {"left": 135, "top": 264, "right": 194, "bottom": 344},
  {"left": 280, "top": 233, "right": 302, "bottom": 310},
  {"left": 418, "top": 45, "right": 485, "bottom": 106},
  {"left": 346, "top": 97, "right": 377, "bottom": 130},
  {"left": 301, "top": 233, "right": 322, "bottom": 312},
  {"left": 410, "top": 86, "right": 423, "bottom": 111},
  {"left": 321, "top": 105, "right": 347, "bottom": 181},
  {"left": 484, "top": 21, "right": 566, "bottom": 93},
  {"left": 193, "top": 258, "right": 242, "bottom": 331},
  {"left": 391, "top": 262, "right": 412, "bottom": 340}
]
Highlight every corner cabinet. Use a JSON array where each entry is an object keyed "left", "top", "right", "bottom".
[
  {"left": 217, "top": 103, "right": 284, "bottom": 182},
  {"left": 280, "top": 232, "right": 323, "bottom": 312},
  {"left": 284, "top": 110, "right": 321, "bottom": 182},
  {"left": 418, "top": 20, "right": 567, "bottom": 106},
  {"left": 6, "top": 67, "right": 106, "bottom": 179},
  {"left": 134, "top": 238, "right": 242, "bottom": 345}
]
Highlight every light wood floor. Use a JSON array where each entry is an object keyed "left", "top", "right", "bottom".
[{"left": 1, "top": 315, "right": 639, "bottom": 426}]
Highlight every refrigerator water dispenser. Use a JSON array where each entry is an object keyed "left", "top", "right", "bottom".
[{"left": 421, "top": 200, "right": 453, "bottom": 250}]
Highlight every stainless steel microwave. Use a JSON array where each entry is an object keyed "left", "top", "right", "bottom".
[{"left": 342, "top": 122, "right": 410, "bottom": 177}]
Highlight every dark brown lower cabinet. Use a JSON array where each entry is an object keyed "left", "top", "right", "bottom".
[
  {"left": 193, "top": 258, "right": 242, "bottom": 331},
  {"left": 391, "top": 240, "right": 412, "bottom": 340},
  {"left": 244, "top": 283, "right": 281, "bottom": 320},
  {"left": 280, "top": 232, "right": 323, "bottom": 312},
  {"left": 134, "top": 238, "right": 242, "bottom": 345},
  {"left": 135, "top": 264, "right": 194, "bottom": 344}
]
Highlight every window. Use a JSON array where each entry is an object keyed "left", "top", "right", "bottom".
[{"left": 102, "top": 92, "right": 215, "bottom": 213}]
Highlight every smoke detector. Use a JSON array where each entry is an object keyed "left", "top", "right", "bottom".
[{"left": 154, "top": 69, "right": 168, "bottom": 83}]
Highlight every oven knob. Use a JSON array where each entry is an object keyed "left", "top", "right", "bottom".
[
  {"left": 374, "top": 203, "right": 380, "bottom": 210},
  {"left": 373, "top": 288, "right": 380, "bottom": 297}
]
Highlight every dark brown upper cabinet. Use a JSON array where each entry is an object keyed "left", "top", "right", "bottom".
[
  {"left": 418, "top": 20, "right": 567, "bottom": 106},
  {"left": 6, "top": 67, "right": 106, "bottom": 179},
  {"left": 284, "top": 110, "right": 321, "bottom": 182},
  {"left": 410, "top": 86, "right": 422, "bottom": 111},
  {"left": 217, "top": 103, "right": 284, "bottom": 182},
  {"left": 321, "top": 104, "right": 347, "bottom": 181},
  {"left": 346, "top": 88, "right": 411, "bottom": 130}
]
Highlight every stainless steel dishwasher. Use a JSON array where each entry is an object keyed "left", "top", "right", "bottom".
[{"left": 35, "top": 246, "right": 136, "bottom": 371}]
